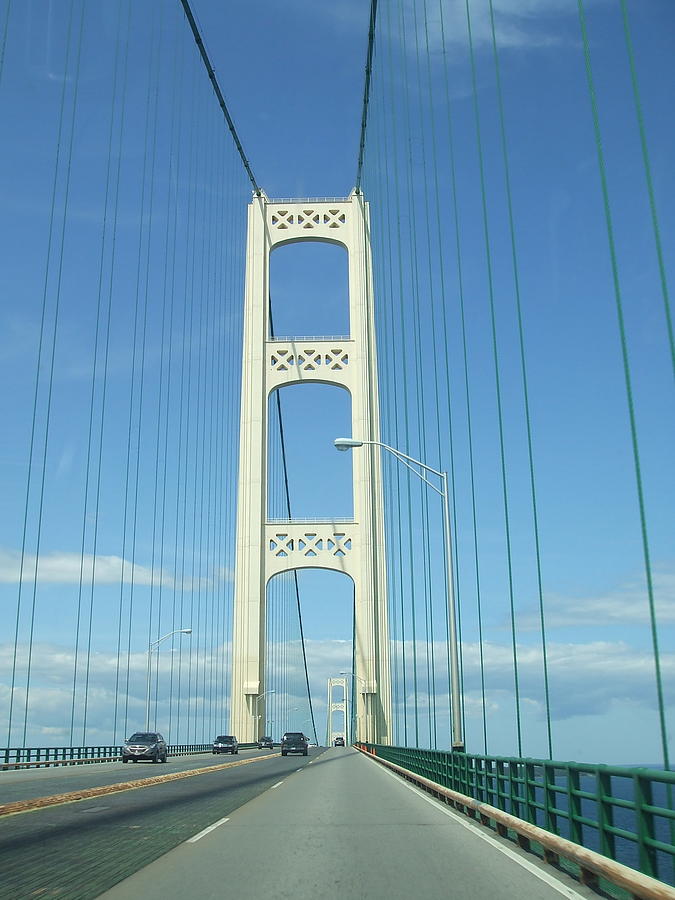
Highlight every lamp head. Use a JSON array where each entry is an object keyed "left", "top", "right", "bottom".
[
  {"left": 181, "top": 628, "right": 192, "bottom": 635},
  {"left": 334, "top": 438, "right": 363, "bottom": 451}
]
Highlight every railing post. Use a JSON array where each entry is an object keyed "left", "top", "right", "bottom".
[
  {"left": 597, "top": 768, "right": 615, "bottom": 862},
  {"left": 525, "top": 762, "right": 537, "bottom": 826},
  {"left": 509, "top": 760, "right": 521, "bottom": 819},
  {"left": 568, "top": 767, "right": 582, "bottom": 846},
  {"left": 544, "top": 762, "right": 558, "bottom": 835},
  {"left": 635, "top": 772, "right": 657, "bottom": 878}
]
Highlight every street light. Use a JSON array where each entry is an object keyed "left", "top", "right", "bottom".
[
  {"left": 335, "top": 436, "right": 464, "bottom": 752},
  {"left": 253, "top": 690, "right": 275, "bottom": 740},
  {"left": 340, "top": 671, "right": 366, "bottom": 745},
  {"left": 146, "top": 628, "right": 192, "bottom": 730}
]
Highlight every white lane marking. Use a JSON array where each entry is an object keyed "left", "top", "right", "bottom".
[
  {"left": 379, "top": 766, "right": 587, "bottom": 900},
  {"left": 187, "top": 817, "right": 230, "bottom": 843},
  {"left": 270, "top": 780, "right": 284, "bottom": 789},
  {"left": 296, "top": 768, "right": 303, "bottom": 772}
]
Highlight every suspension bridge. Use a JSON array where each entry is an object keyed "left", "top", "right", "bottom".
[{"left": 0, "top": 0, "right": 673, "bottom": 897}]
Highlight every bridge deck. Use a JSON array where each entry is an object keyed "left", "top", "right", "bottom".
[{"left": 102, "top": 747, "right": 594, "bottom": 900}]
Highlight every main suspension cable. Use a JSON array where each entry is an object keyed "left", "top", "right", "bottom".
[{"left": 178, "top": 0, "right": 261, "bottom": 194}]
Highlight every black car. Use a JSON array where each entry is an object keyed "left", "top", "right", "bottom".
[
  {"left": 257, "top": 735, "right": 274, "bottom": 749},
  {"left": 213, "top": 735, "right": 238, "bottom": 754},
  {"left": 281, "top": 732, "right": 308, "bottom": 756},
  {"left": 334, "top": 736, "right": 345, "bottom": 747},
  {"left": 122, "top": 732, "right": 168, "bottom": 763}
]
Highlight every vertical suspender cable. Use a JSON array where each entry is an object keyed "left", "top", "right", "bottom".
[
  {"left": 20, "top": 0, "right": 86, "bottom": 747},
  {"left": 6, "top": 0, "right": 76, "bottom": 748},
  {"left": 111, "top": 0, "right": 134, "bottom": 744},
  {"left": 486, "top": 0, "right": 553, "bottom": 758},
  {"left": 619, "top": 0, "right": 674, "bottom": 382},
  {"left": 464, "top": 0, "right": 523, "bottom": 757},
  {"left": 577, "top": 0, "right": 669, "bottom": 771}
]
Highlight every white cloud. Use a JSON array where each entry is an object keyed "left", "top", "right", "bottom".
[
  {"left": 0, "top": 548, "right": 174, "bottom": 587},
  {"left": 402, "top": 0, "right": 587, "bottom": 53},
  {"left": 519, "top": 568, "right": 675, "bottom": 629},
  {"left": 0, "top": 548, "right": 233, "bottom": 589},
  {"left": 1, "top": 632, "right": 671, "bottom": 750},
  {"left": 390, "top": 636, "right": 674, "bottom": 719}
]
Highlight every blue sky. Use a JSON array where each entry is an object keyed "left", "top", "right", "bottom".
[{"left": 0, "top": 0, "right": 673, "bottom": 764}]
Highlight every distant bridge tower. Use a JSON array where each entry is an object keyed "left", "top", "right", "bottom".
[
  {"left": 326, "top": 676, "right": 348, "bottom": 745},
  {"left": 229, "top": 191, "right": 391, "bottom": 744}
]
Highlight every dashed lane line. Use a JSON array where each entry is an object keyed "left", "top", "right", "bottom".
[{"left": 187, "top": 817, "right": 230, "bottom": 843}]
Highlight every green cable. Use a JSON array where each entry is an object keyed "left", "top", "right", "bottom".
[
  {"left": 619, "top": 0, "right": 674, "bottom": 383},
  {"left": 369, "top": 53, "right": 405, "bottom": 744},
  {"left": 378, "top": 86, "right": 407, "bottom": 742},
  {"left": 577, "top": 0, "right": 669, "bottom": 771},
  {"left": 0, "top": 0, "right": 11, "bottom": 87},
  {"left": 464, "top": 0, "right": 523, "bottom": 757},
  {"left": 6, "top": 0, "right": 77, "bottom": 748},
  {"left": 149, "top": 3, "right": 178, "bottom": 734},
  {"left": 82, "top": 0, "right": 137, "bottom": 743},
  {"left": 383, "top": 0, "right": 410, "bottom": 745},
  {"left": 397, "top": 0, "right": 421, "bottom": 747},
  {"left": 21, "top": 0, "right": 86, "bottom": 747},
  {"left": 166, "top": 15, "right": 188, "bottom": 740},
  {"left": 421, "top": 0, "right": 462, "bottom": 751},
  {"left": 486, "top": 0, "right": 553, "bottom": 759},
  {"left": 70, "top": 0, "right": 125, "bottom": 741},
  {"left": 376, "top": 35, "right": 406, "bottom": 745},
  {"left": 173, "top": 51, "right": 200, "bottom": 742},
  {"left": 435, "top": 0, "right": 487, "bottom": 753},
  {"left": 120, "top": 0, "right": 161, "bottom": 737},
  {"left": 410, "top": 0, "right": 439, "bottom": 747},
  {"left": 111, "top": 0, "right": 134, "bottom": 743},
  {"left": 201, "top": 108, "right": 216, "bottom": 736}
]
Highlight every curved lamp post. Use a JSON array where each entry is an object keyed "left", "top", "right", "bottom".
[
  {"left": 146, "top": 628, "right": 192, "bottom": 730},
  {"left": 335, "top": 437, "right": 464, "bottom": 751},
  {"left": 253, "top": 690, "right": 276, "bottom": 740},
  {"left": 340, "top": 670, "right": 367, "bottom": 744}
]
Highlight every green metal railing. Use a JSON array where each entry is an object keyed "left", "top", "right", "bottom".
[
  {"left": 359, "top": 744, "right": 675, "bottom": 885},
  {"left": 1, "top": 742, "right": 260, "bottom": 769}
]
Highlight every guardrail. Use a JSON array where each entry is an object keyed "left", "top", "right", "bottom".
[
  {"left": 357, "top": 743, "right": 675, "bottom": 891},
  {"left": 1, "top": 743, "right": 260, "bottom": 770}
]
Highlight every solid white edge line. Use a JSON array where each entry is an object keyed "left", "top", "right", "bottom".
[
  {"left": 377, "top": 765, "right": 588, "bottom": 900},
  {"left": 270, "top": 781, "right": 284, "bottom": 789},
  {"left": 187, "top": 817, "right": 230, "bottom": 843}
]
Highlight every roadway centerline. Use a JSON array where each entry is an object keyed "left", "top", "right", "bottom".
[{"left": 0, "top": 754, "right": 277, "bottom": 819}]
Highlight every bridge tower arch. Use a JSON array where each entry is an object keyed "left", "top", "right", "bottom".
[
  {"left": 326, "top": 676, "right": 348, "bottom": 745},
  {"left": 230, "top": 191, "right": 391, "bottom": 744}
]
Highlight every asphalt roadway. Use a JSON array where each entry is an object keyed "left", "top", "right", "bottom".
[
  {"left": 101, "top": 747, "right": 598, "bottom": 900},
  {"left": 0, "top": 747, "right": 315, "bottom": 898},
  {"left": 0, "top": 747, "right": 268, "bottom": 805}
]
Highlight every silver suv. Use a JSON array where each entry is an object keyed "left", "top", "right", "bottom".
[{"left": 122, "top": 732, "right": 167, "bottom": 763}]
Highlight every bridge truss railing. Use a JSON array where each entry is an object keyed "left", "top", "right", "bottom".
[
  {"left": 359, "top": 744, "right": 674, "bottom": 887},
  {"left": 1, "top": 743, "right": 259, "bottom": 769}
]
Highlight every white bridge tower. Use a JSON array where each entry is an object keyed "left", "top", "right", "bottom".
[{"left": 230, "top": 191, "right": 391, "bottom": 744}]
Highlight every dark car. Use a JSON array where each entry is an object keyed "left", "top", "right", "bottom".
[
  {"left": 281, "top": 732, "right": 308, "bottom": 756},
  {"left": 213, "top": 735, "right": 238, "bottom": 754},
  {"left": 257, "top": 735, "right": 274, "bottom": 749},
  {"left": 122, "top": 732, "right": 167, "bottom": 763},
  {"left": 334, "top": 736, "right": 345, "bottom": 747}
]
